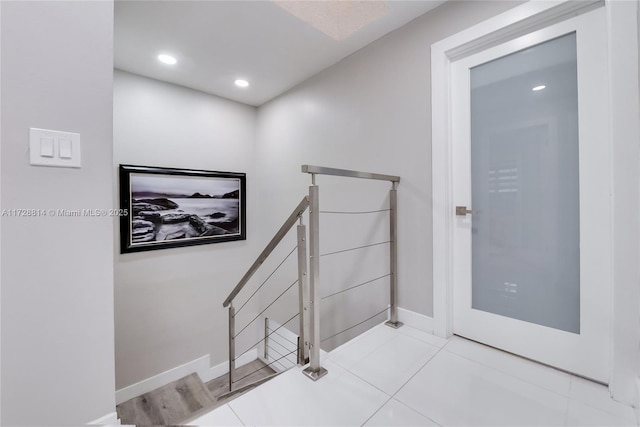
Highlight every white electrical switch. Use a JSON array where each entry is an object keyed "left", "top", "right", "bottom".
[
  {"left": 29, "top": 128, "right": 81, "bottom": 168},
  {"left": 40, "top": 138, "right": 55, "bottom": 157},
  {"left": 58, "top": 139, "right": 72, "bottom": 159}
]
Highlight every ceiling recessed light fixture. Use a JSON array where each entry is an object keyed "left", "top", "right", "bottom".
[
  {"left": 158, "top": 54, "right": 177, "bottom": 65},
  {"left": 235, "top": 79, "right": 250, "bottom": 88},
  {"left": 532, "top": 85, "right": 546, "bottom": 91}
]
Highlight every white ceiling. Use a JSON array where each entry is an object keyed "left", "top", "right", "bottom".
[{"left": 114, "top": 1, "right": 446, "bottom": 107}]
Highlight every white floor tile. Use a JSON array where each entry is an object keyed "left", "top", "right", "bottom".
[
  {"left": 189, "top": 321, "right": 640, "bottom": 427},
  {"left": 395, "top": 351, "right": 568, "bottom": 426},
  {"left": 444, "top": 336, "right": 572, "bottom": 396},
  {"left": 227, "top": 360, "right": 388, "bottom": 426},
  {"left": 566, "top": 399, "right": 638, "bottom": 426},
  {"left": 398, "top": 325, "right": 450, "bottom": 348},
  {"left": 327, "top": 324, "right": 397, "bottom": 370},
  {"left": 364, "top": 398, "right": 440, "bottom": 426},
  {"left": 187, "top": 404, "right": 244, "bottom": 426},
  {"left": 343, "top": 333, "right": 440, "bottom": 395},
  {"left": 569, "top": 376, "right": 637, "bottom": 424}
]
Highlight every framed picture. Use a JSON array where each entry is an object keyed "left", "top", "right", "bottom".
[{"left": 119, "top": 164, "right": 246, "bottom": 253}]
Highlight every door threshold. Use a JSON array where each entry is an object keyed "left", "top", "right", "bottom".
[{"left": 453, "top": 334, "right": 608, "bottom": 386}]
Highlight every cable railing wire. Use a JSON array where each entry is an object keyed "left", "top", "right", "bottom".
[
  {"left": 232, "top": 348, "right": 297, "bottom": 384},
  {"left": 234, "top": 311, "right": 299, "bottom": 361},
  {"left": 267, "top": 327, "right": 299, "bottom": 348},
  {"left": 236, "top": 245, "right": 298, "bottom": 315},
  {"left": 321, "top": 273, "right": 391, "bottom": 300},
  {"left": 321, "top": 307, "right": 389, "bottom": 343},
  {"left": 320, "top": 241, "right": 391, "bottom": 258},
  {"left": 234, "top": 278, "right": 299, "bottom": 338},
  {"left": 266, "top": 341, "right": 296, "bottom": 359},
  {"left": 320, "top": 209, "right": 390, "bottom": 215}
]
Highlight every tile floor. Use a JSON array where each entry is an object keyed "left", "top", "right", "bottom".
[{"left": 188, "top": 324, "right": 639, "bottom": 426}]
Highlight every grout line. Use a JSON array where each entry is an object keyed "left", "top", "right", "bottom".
[
  {"left": 228, "top": 403, "right": 246, "bottom": 426},
  {"left": 380, "top": 340, "right": 448, "bottom": 426},
  {"left": 449, "top": 335, "right": 597, "bottom": 387},
  {"left": 440, "top": 338, "right": 573, "bottom": 399},
  {"left": 359, "top": 395, "right": 394, "bottom": 427},
  {"left": 330, "top": 329, "right": 446, "bottom": 425},
  {"left": 389, "top": 397, "right": 444, "bottom": 427},
  {"left": 396, "top": 328, "right": 448, "bottom": 348},
  {"left": 563, "top": 377, "right": 573, "bottom": 426},
  {"left": 327, "top": 356, "right": 394, "bottom": 396},
  {"left": 328, "top": 323, "right": 397, "bottom": 365},
  {"left": 565, "top": 376, "right": 638, "bottom": 425},
  {"left": 391, "top": 339, "right": 449, "bottom": 400},
  {"left": 435, "top": 343, "right": 633, "bottom": 425}
]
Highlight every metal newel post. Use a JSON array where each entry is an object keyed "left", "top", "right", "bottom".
[
  {"left": 297, "top": 221, "right": 310, "bottom": 365},
  {"left": 228, "top": 303, "right": 236, "bottom": 391},
  {"left": 385, "top": 182, "right": 403, "bottom": 329},
  {"left": 303, "top": 181, "right": 328, "bottom": 381}
]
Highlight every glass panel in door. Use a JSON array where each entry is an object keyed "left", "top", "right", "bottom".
[{"left": 470, "top": 33, "right": 580, "bottom": 333}]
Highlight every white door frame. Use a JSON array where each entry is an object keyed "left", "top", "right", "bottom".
[{"left": 431, "top": 0, "right": 640, "bottom": 405}]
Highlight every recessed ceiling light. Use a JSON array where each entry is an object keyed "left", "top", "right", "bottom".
[
  {"left": 158, "top": 54, "right": 177, "bottom": 65},
  {"left": 532, "top": 85, "right": 546, "bottom": 91},
  {"left": 235, "top": 79, "right": 250, "bottom": 88}
]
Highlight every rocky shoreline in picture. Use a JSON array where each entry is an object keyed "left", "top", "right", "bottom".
[{"left": 131, "top": 190, "right": 240, "bottom": 243}]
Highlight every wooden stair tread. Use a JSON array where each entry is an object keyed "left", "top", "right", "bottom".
[
  {"left": 206, "top": 358, "right": 276, "bottom": 398},
  {"left": 116, "top": 373, "right": 215, "bottom": 425},
  {"left": 116, "top": 359, "right": 277, "bottom": 425}
]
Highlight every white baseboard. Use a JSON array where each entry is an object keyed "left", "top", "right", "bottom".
[
  {"left": 87, "top": 411, "right": 120, "bottom": 425},
  {"left": 322, "top": 308, "right": 434, "bottom": 357},
  {"left": 116, "top": 351, "right": 259, "bottom": 404},
  {"left": 115, "top": 311, "right": 432, "bottom": 406},
  {"left": 397, "top": 307, "right": 434, "bottom": 333},
  {"left": 199, "top": 349, "right": 257, "bottom": 383},
  {"left": 116, "top": 355, "right": 210, "bottom": 404}
]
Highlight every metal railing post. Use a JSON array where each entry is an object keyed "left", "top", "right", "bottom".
[
  {"left": 303, "top": 182, "right": 328, "bottom": 381},
  {"left": 297, "top": 221, "right": 310, "bottom": 365},
  {"left": 228, "top": 303, "right": 236, "bottom": 391},
  {"left": 385, "top": 182, "right": 403, "bottom": 329},
  {"left": 264, "top": 317, "right": 269, "bottom": 360}
]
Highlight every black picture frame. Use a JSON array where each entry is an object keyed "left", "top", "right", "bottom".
[{"left": 119, "top": 164, "right": 246, "bottom": 253}]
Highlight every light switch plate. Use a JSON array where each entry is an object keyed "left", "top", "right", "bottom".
[{"left": 29, "top": 128, "right": 81, "bottom": 168}]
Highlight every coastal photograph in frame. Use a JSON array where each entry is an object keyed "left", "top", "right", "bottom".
[{"left": 119, "top": 165, "right": 246, "bottom": 253}]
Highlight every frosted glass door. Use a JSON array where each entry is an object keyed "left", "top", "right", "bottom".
[
  {"left": 451, "top": 8, "right": 611, "bottom": 382},
  {"left": 470, "top": 33, "right": 580, "bottom": 334}
]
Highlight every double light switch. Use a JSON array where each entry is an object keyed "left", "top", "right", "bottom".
[{"left": 29, "top": 128, "right": 81, "bottom": 168}]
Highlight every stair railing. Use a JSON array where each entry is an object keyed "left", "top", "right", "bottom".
[
  {"left": 222, "top": 196, "right": 310, "bottom": 393},
  {"left": 300, "top": 165, "right": 402, "bottom": 379},
  {"left": 223, "top": 165, "right": 401, "bottom": 392}
]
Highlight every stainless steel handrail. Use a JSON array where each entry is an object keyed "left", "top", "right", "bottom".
[
  {"left": 223, "top": 165, "right": 401, "bottom": 392},
  {"left": 302, "top": 165, "right": 400, "bottom": 183},
  {"left": 302, "top": 164, "right": 402, "bottom": 382},
  {"left": 302, "top": 164, "right": 402, "bottom": 328},
  {"left": 224, "top": 195, "right": 310, "bottom": 392},
  {"left": 223, "top": 196, "right": 310, "bottom": 308}
]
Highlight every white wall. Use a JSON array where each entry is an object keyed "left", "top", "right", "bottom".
[
  {"left": 113, "top": 70, "right": 259, "bottom": 389},
  {"left": 0, "top": 1, "right": 3, "bottom": 422},
  {"left": 255, "top": 0, "right": 524, "bottom": 338},
  {"left": 1, "top": 1, "right": 115, "bottom": 424},
  {"left": 607, "top": 0, "right": 640, "bottom": 406}
]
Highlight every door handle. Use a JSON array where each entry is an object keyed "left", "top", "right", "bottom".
[{"left": 456, "top": 206, "right": 474, "bottom": 216}]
